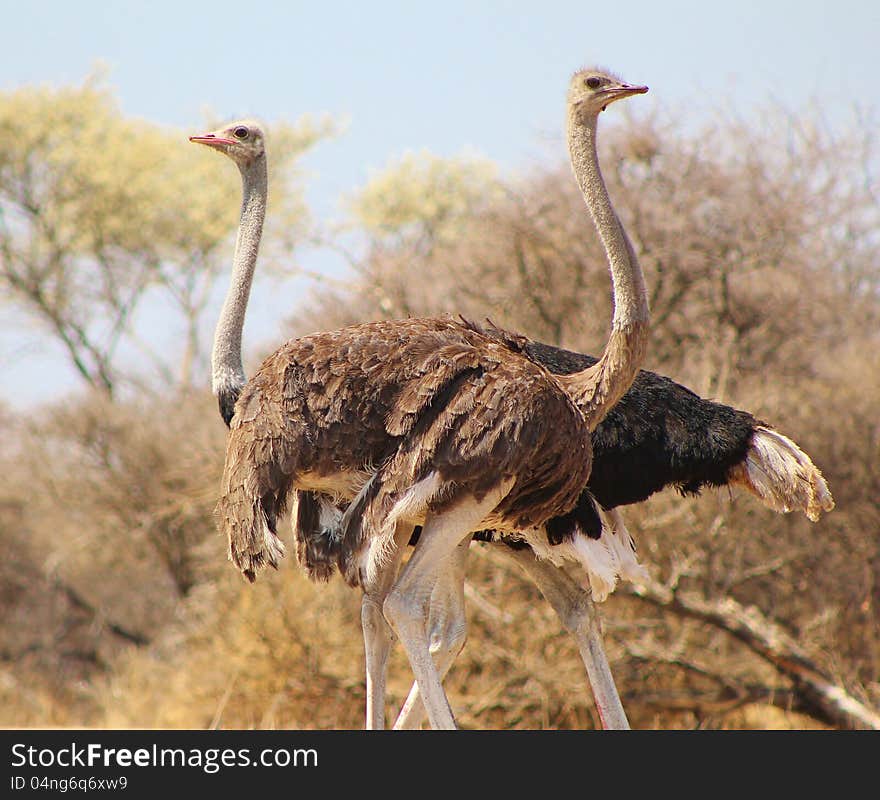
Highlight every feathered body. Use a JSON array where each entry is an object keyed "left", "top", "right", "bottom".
[{"left": 218, "top": 316, "right": 593, "bottom": 583}]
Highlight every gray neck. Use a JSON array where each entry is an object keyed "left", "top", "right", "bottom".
[
  {"left": 559, "top": 106, "right": 650, "bottom": 426},
  {"left": 211, "top": 155, "right": 267, "bottom": 404}
]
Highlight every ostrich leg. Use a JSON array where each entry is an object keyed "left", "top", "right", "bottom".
[
  {"left": 384, "top": 490, "right": 508, "bottom": 730},
  {"left": 362, "top": 521, "right": 416, "bottom": 729},
  {"left": 393, "top": 537, "right": 472, "bottom": 730},
  {"left": 393, "top": 542, "right": 629, "bottom": 731},
  {"left": 505, "top": 547, "right": 629, "bottom": 729}
]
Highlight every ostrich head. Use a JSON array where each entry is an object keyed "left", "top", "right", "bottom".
[
  {"left": 567, "top": 68, "right": 648, "bottom": 117},
  {"left": 189, "top": 119, "right": 266, "bottom": 168}
]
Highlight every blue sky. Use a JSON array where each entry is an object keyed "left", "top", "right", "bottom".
[{"left": 2, "top": 1, "right": 878, "bottom": 407}]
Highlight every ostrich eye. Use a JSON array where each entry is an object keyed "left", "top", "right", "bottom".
[
  {"left": 233, "top": 126, "right": 249, "bottom": 139},
  {"left": 586, "top": 76, "right": 602, "bottom": 89}
]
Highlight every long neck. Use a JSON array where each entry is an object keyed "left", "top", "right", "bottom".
[
  {"left": 557, "top": 107, "right": 650, "bottom": 430},
  {"left": 212, "top": 155, "right": 267, "bottom": 424}
]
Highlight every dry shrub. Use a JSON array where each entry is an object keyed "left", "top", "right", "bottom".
[
  {"left": 0, "top": 390, "right": 227, "bottom": 725},
  {"left": 99, "top": 565, "right": 368, "bottom": 729}
]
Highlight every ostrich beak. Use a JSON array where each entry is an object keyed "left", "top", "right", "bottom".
[
  {"left": 189, "top": 132, "right": 236, "bottom": 148},
  {"left": 601, "top": 83, "right": 649, "bottom": 101},
  {"left": 597, "top": 83, "right": 648, "bottom": 111}
]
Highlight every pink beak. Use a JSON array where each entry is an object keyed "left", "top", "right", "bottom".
[{"left": 189, "top": 133, "right": 236, "bottom": 147}]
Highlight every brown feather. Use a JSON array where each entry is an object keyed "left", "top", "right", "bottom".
[{"left": 215, "top": 316, "right": 593, "bottom": 581}]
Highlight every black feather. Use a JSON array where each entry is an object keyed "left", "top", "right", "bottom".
[{"left": 522, "top": 341, "right": 756, "bottom": 510}]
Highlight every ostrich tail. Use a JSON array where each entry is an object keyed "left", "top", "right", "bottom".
[
  {"left": 215, "top": 437, "right": 290, "bottom": 582},
  {"left": 729, "top": 426, "right": 835, "bottom": 522}
]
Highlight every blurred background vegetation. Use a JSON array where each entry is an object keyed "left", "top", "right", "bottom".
[{"left": 1, "top": 77, "right": 877, "bottom": 729}]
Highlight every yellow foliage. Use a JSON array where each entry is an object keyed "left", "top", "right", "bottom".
[
  {"left": 348, "top": 150, "right": 502, "bottom": 239},
  {"left": 0, "top": 77, "right": 330, "bottom": 263},
  {"left": 0, "top": 81, "right": 221, "bottom": 256},
  {"left": 0, "top": 74, "right": 335, "bottom": 390},
  {"left": 99, "top": 567, "right": 368, "bottom": 730}
]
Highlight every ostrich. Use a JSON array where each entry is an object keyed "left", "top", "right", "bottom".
[
  {"left": 191, "top": 67, "right": 651, "bottom": 730},
  {"left": 384, "top": 329, "right": 834, "bottom": 727}
]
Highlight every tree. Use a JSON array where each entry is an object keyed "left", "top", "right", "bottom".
[{"left": 0, "top": 73, "right": 332, "bottom": 397}]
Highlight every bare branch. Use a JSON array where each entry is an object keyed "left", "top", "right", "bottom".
[{"left": 623, "top": 576, "right": 880, "bottom": 730}]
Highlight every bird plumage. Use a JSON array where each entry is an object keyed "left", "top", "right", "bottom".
[
  {"left": 217, "top": 316, "right": 592, "bottom": 583},
  {"left": 487, "top": 324, "right": 832, "bottom": 518}
]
